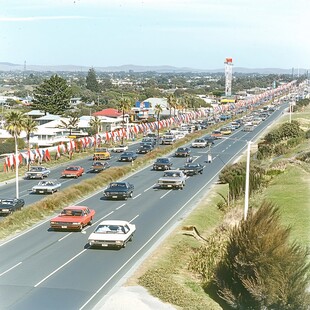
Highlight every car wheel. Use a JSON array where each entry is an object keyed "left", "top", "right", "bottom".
[
  {"left": 122, "top": 242, "right": 127, "bottom": 248},
  {"left": 79, "top": 224, "right": 83, "bottom": 231},
  {"left": 75, "top": 175, "right": 78, "bottom": 179},
  {"left": 88, "top": 218, "right": 93, "bottom": 225},
  {"left": 129, "top": 234, "right": 133, "bottom": 242},
  {"left": 129, "top": 192, "right": 133, "bottom": 198}
]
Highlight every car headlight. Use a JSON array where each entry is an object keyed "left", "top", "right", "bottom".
[
  {"left": 115, "top": 240, "right": 123, "bottom": 245},
  {"left": 2, "top": 209, "right": 9, "bottom": 212},
  {"left": 72, "top": 222, "right": 81, "bottom": 225},
  {"left": 50, "top": 221, "right": 55, "bottom": 224}
]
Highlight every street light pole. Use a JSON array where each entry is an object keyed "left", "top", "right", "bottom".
[{"left": 244, "top": 140, "right": 251, "bottom": 220}]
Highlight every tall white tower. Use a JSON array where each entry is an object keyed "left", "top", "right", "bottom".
[{"left": 224, "top": 58, "right": 233, "bottom": 97}]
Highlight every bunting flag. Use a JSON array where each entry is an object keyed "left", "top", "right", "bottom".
[
  {"left": 3, "top": 162, "right": 7, "bottom": 173},
  {"left": 45, "top": 149, "right": 51, "bottom": 161}
]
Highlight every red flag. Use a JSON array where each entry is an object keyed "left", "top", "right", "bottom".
[{"left": 45, "top": 149, "right": 51, "bottom": 161}]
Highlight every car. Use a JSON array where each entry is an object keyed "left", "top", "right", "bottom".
[
  {"left": 141, "top": 137, "right": 156, "bottom": 146},
  {"left": 110, "top": 144, "right": 128, "bottom": 153},
  {"left": 153, "top": 157, "right": 173, "bottom": 171},
  {"left": 191, "top": 138, "right": 207, "bottom": 148},
  {"left": 161, "top": 134, "right": 176, "bottom": 145},
  {"left": 174, "top": 147, "right": 191, "bottom": 157},
  {"left": 0, "top": 198, "right": 25, "bottom": 215},
  {"left": 50, "top": 205, "right": 95, "bottom": 231},
  {"left": 211, "top": 130, "right": 222, "bottom": 139},
  {"left": 91, "top": 161, "right": 110, "bottom": 173},
  {"left": 25, "top": 166, "right": 51, "bottom": 179},
  {"left": 61, "top": 165, "right": 84, "bottom": 178},
  {"left": 137, "top": 144, "right": 153, "bottom": 154},
  {"left": 103, "top": 182, "right": 134, "bottom": 200},
  {"left": 93, "top": 148, "right": 111, "bottom": 160},
  {"left": 157, "top": 170, "right": 187, "bottom": 190},
  {"left": 220, "top": 127, "right": 232, "bottom": 135},
  {"left": 119, "top": 151, "right": 138, "bottom": 162},
  {"left": 88, "top": 220, "right": 136, "bottom": 249},
  {"left": 32, "top": 179, "right": 61, "bottom": 194},
  {"left": 180, "top": 163, "right": 204, "bottom": 176},
  {"left": 204, "top": 135, "right": 216, "bottom": 146}
]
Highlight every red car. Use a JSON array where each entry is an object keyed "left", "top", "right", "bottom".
[
  {"left": 50, "top": 206, "right": 95, "bottom": 231},
  {"left": 61, "top": 166, "right": 84, "bottom": 178}
]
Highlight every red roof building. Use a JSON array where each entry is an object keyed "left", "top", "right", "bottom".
[{"left": 93, "top": 108, "right": 122, "bottom": 118}]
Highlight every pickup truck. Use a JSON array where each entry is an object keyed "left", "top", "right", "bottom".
[{"left": 157, "top": 170, "right": 186, "bottom": 190}]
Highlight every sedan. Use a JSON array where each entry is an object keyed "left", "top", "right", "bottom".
[
  {"left": 50, "top": 205, "right": 95, "bottom": 231},
  {"left": 88, "top": 220, "right": 136, "bottom": 249},
  {"left": 0, "top": 198, "right": 25, "bottom": 215},
  {"left": 32, "top": 179, "right": 61, "bottom": 194},
  {"left": 103, "top": 182, "right": 134, "bottom": 200},
  {"left": 25, "top": 166, "right": 51, "bottom": 179},
  {"left": 119, "top": 151, "right": 138, "bottom": 162},
  {"left": 61, "top": 166, "right": 84, "bottom": 178},
  {"left": 174, "top": 147, "right": 191, "bottom": 157},
  {"left": 91, "top": 161, "right": 110, "bottom": 173},
  {"left": 180, "top": 163, "right": 204, "bottom": 176},
  {"left": 137, "top": 144, "right": 153, "bottom": 154},
  {"left": 111, "top": 144, "right": 128, "bottom": 153}
]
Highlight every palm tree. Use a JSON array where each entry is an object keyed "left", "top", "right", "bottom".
[
  {"left": 4, "top": 111, "right": 25, "bottom": 198},
  {"left": 89, "top": 116, "right": 102, "bottom": 150},
  {"left": 154, "top": 104, "right": 163, "bottom": 142},
  {"left": 59, "top": 114, "right": 80, "bottom": 135},
  {"left": 23, "top": 117, "right": 38, "bottom": 171},
  {"left": 167, "top": 94, "right": 177, "bottom": 117},
  {"left": 117, "top": 97, "right": 132, "bottom": 144}
]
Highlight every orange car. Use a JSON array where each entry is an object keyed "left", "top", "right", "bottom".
[
  {"left": 50, "top": 205, "right": 95, "bottom": 231},
  {"left": 211, "top": 130, "right": 223, "bottom": 139},
  {"left": 61, "top": 165, "right": 84, "bottom": 178}
]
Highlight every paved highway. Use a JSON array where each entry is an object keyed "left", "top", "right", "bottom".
[{"left": 0, "top": 105, "right": 286, "bottom": 309}]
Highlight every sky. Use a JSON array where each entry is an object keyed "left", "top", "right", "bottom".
[{"left": 0, "top": 0, "right": 309, "bottom": 70}]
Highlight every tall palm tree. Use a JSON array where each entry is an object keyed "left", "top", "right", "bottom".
[
  {"left": 89, "top": 116, "right": 102, "bottom": 150},
  {"left": 167, "top": 94, "right": 177, "bottom": 117},
  {"left": 117, "top": 97, "right": 132, "bottom": 144},
  {"left": 23, "top": 117, "right": 38, "bottom": 171},
  {"left": 154, "top": 104, "right": 163, "bottom": 142},
  {"left": 4, "top": 111, "right": 25, "bottom": 198}
]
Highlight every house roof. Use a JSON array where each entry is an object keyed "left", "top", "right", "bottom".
[{"left": 93, "top": 108, "right": 122, "bottom": 118}]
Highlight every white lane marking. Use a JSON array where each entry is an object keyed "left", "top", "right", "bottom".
[
  {"left": 129, "top": 214, "right": 139, "bottom": 223},
  {"left": 160, "top": 190, "right": 172, "bottom": 199},
  {"left": 58, "top": 233, "right": 73, "bottom": 242},
  {"left": 116, "top": 204, "right": 126, "bottom": 210},
  {"left": 144, "top": 184, "right": 156, "bottom": 192},
  {"left": 92, "top": 211, "right": 114, "bottom": 226},
  {"left": 132, "top": 194, "right": 141, "bottom": 199},
  {"left": 0, "top": 262, "right": 22, "bottom": 277},
  {"left": 34, "top": 249, "right": 87, "bottom": 287}
]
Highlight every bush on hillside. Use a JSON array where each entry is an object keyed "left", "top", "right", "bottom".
[{"left": 211, "top": 201, "right": 310, "bottom": 310}]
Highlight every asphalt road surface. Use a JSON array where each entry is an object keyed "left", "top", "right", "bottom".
[{"left": 0, "top": 105, "right": 286, "bottom": 309}]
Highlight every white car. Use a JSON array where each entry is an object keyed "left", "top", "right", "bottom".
[
  {"left": 157, "top": 170, "right": 187, "bottom": 190},
  {"left": 32, "top": 179, "right": 61, "bottom": 194},
  {"left": 88, "top": 220, "right": 136, "bottom": 249},
  {"left": 191, "top": 138, "right": 207, "bottom": 148},
  {"left": 111, "top": 144, "right": 128, "bottom": 153}
]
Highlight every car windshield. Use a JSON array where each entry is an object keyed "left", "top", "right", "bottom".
[
  {"left": 109, "top": 183, "right": 126, "bottom": 188},
  {"left": 95, "top": 224, "right": 125, "bottom": 234},
  {"left": 30, "top": 167, "right": 43, "bottom": 172},
  {"left": 61, "top": 209, "right": 83, "bottom": 216},
  {"left": 38, "top": 181, "right": 54, "bottom": 186},
  {"left": 123, "top": 152, "right": 133, "bottom": 156},
  {"left": 66, "top": 167, "right": 78, "bottom": 171},
  {"left": 156, "top": 158, "right": 169, "bottom": 163},
  {"left": 0, "top": 199, "right": 13, "bottom": 204},
  {"left": 92, "top": 162, "right": 102, "bottom": 166},
  {"left": 177, "top": 148, "right": 187, "bottom": 151},
  {"left": 184, "top": 164, "right": 197, "bottom": 168},
  {"left": 163, "top": 172, "right": 181, "bottom": 177}
]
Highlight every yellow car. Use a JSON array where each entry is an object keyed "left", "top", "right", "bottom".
[
  {"left": 220, "top": 127, "right": 232, "bottom": 135},
  {"left": 93, "top": 148, "right": 111, "bottom": 160}
]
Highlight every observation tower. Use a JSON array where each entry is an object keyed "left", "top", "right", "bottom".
[{"left": 224, "top": 58, "right": 233, "bottom": 96}]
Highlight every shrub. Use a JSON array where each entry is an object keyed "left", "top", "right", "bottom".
[{"left": 212, "top": 201, "right": 310, "bottom": 310}]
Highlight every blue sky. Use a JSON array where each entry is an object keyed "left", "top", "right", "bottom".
[{"left": 0, "top": 0, "right": 309, "bottom": 70}]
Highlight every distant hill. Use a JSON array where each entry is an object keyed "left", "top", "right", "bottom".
[{"left": 0, "top": 62, "right": 306, "bottom": 74}]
